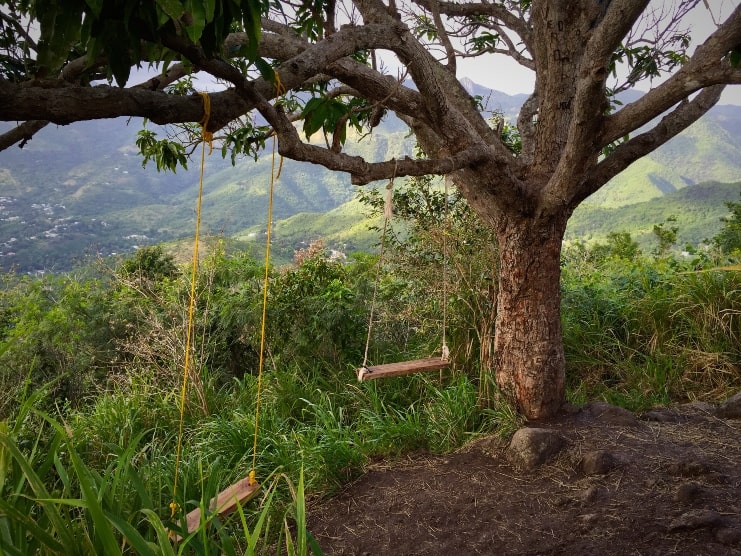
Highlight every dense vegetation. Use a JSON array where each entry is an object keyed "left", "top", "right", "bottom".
[{"left": 0, "top": 186, "right": 739, "bottom": 553}]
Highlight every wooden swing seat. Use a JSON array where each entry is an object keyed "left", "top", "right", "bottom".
[
  {"left": 180, "top": 477, "right": 260, "bottom": 537},
  {"left": 357, "top": 357, "right": 450, "bottom": 382}
]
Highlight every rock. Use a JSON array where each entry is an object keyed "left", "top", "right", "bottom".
[
  {"left": 716, "top": 391, "right": 741, "bottom": 419},
  {"left": 579, "top": 485, "right": 607, "bottom": 504},
  {"left": 587, "top": 402, "right": 640, "bottom": 426},
  {"left": 666, "top": 460, "right": 714, "bottom": 478},
  {"left": 642, "top": 409, "right": 673, "bottom": 422},
  {"left": 673, "top": 482, "right": 706, "bottom": 505},
  {"left": 715, "top": 526, "right": 741, "bottom": 546},
  {"left": 681, "top": 400, "right": 715, "bottom": 414},
  {"left": 642, "top": 409, "right": 685, "bottom": 423},
  {"left": 667, "top": 509, "right": 724, "bottom": 532},
  {"left": 581, "top": 450, "right": 620, "bottom": 475},
  {"left": 507, "top": 428, "right": 567, "bottom": 470}
]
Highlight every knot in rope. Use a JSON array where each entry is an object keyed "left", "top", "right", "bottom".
[
  {"left": 198, "top": 91, "right": 214, "bottom": 153},
  {"left": 274, "top": 69, "right": 286, "bottom": 96}
]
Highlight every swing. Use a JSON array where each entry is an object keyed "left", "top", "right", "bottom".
[
  {"left": 356, "top": 172, "right": 451, "bottom": 382},
  {"left": 171, "top": 89, "right": 282, "bottom": 539},
  {"left": 357, "top": 356, "right": 450, "bottom": 381},
  {"left": 180, "top": 475, "right": 260, "bottom": 536}
]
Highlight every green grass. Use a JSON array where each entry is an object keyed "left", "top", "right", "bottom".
[
  {"left": 562, "top": 252, "right": 741, "bottom": 411},
  {"left": 1, "top": 232, "right": 739, "bottom": 553}
]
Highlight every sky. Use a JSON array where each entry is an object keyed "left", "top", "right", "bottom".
[
  {"left": 456, "top": 0, "right": 741, "bottom": 105},
  {"left": 133, "top": 0, "right": 740, "bottom": 105}
]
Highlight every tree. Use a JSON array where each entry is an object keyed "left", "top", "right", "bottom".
[
  {"left": 0, "top": 0, "right": 739, "bottom": 418},
  {"left": 714, "top": 195, "right": 741, "bottom": 254},
  {"left": 652, "top": 215, "right": 679, "bottom": 256}
]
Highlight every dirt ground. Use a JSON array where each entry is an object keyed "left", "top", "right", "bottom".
[{"left": 307, "top": 397, "right": 741, "bottom": 555}]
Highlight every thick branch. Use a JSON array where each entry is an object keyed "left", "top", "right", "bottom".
[
  {"left": 587, "top": 0, "right": 651, "bottom": 62},
  {"left": 0, "top": 121, "right": 48, "bottom": 151},
  {"left": 516, "top": 91, "right": 538, "bottom": 165},
  {"left": 428, "top": 0, "right": 457, "bottom": 73},
  {"left": 355, "top": 0, "right": 509, "bottom": 162},
  {"left": 603, "top": 4, "right": 741, "bottom": 144},
  {"left": 542, "top": 1, "right": 652, "bottom": 204},
  {"left": 581, "top": 84, "right": 724, "bottom": 203},
  {"left": 0, "top": 80, "right": 247, "bottom": 130},
  {"left": 0, "top": 23, "right": 413, "bottom": 133},
  {"left": 234, "top": 73, "right": 490, "bottom": 185}
]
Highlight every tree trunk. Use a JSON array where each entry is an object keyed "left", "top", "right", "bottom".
[{"left": 492, "top": 212, "right": 568, "bottom": 419}]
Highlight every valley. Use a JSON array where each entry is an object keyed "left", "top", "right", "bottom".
[{"left": 0, "top": 84, "right": 739, "bottom": 273}]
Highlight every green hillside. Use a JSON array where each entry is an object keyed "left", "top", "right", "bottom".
[
  {"left": 584, "top": 114, "right": 740, "bottom": 208},
  {"left": 235, "top": 195, "right": 383, "bottom": 257},
  {"left": 566, "top": 180, "right": 741, "bottom": 249},
  {"left": 0, "top": 94, "right": 739, "bottom": 273}
]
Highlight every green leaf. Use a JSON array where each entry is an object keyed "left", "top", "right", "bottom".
[
  {"left": 203, "top": 0, "right": 216, "bottom": 22},
  {"left": 0, "top": 431, "right": 77, "bottom": 550},
  {"left": 36, "top": 0, "right": 84, "bottom": 73},
  {"left": 730, "top": 47, "right": 741, "bottom": 68},
  {"left": 84, "top": 0, "right": 104, "bottom": 18},
  {"left": 154, "top": 0, "right": 185, "bottom": 20},
  {"left": 45, "top": 422, "right": 122, "bottom": 556},
  {"left": 184, "top": 0, "right": 207, "bottom": 43},
  {"left": 254, "top": 58, "right": 275, "bottom": 83},
  {"left": 105, "top": 512, "right": 158, "bottom": 556},
  {"left": 140, "top": 509, "right": 179, "bottom": 555},
  {"left": 0, "top": 497, "right": 65, "bottom": 553}
]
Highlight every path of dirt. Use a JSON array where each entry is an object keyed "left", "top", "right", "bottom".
[{"left": 307, "top": 397, "right": 741, "bottom": 555}]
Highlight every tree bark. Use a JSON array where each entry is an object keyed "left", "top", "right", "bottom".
[{"left": 493, "top": 211, "right": 568, "bottom": 419}]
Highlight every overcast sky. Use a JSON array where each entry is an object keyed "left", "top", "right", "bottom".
[
  {"left": 456, "top": 0, "right": 740, "bottom": 105},
  {"left": 153, "top": 1, "right": 740, "bottom": 105}
]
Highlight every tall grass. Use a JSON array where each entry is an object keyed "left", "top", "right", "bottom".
[
  {"left": 0, "top": 405, "right": 322, "bottom": 555},
  {"left": 562, "top": 255, "right": 741, "bottom": 410}
]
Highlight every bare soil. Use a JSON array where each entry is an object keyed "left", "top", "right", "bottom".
[{"left": 307, "top": 400, "right": 741, "bottom": 555}]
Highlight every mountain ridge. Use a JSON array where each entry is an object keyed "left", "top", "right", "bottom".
[{"left": 0, "top": 83, "right": 739, "bottom": 273}]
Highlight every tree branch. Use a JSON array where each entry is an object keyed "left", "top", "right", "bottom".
[
  {"left": 0, "top": 22, "right": 413, "bottom": 137},
  {"left": 603, "top": 3, "right": 741, "bottom": 145},
  {"left": 0, "top": 79, "right": 248, "bottom": 130},
  {"left": 516, "top": 90, "right": 538, "bottom": 165},
  {"left": 586, "top": 0, "right": 652, "bottom": 63},
  {"left": 427, "top": 0, "right": 457, "bottom": 73},
  {"left": 0, "top": 121, "right": 48, "bottom": 151},
  {"left": 541, "top": 1, "right": 652, "bottom": 202},
  {"left": 580, "top": 84, "right": 724, "bottom": 204},
  {"left": 412, "top": 0, "right": 532, "bottom": 53}
]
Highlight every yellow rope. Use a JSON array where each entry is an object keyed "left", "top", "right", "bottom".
[
  {"left": 441, "top": 175, "right": 450, "bottom": 361},
  {"left": 170, "top": 91, "right": 211, "bottom": 519},
  {"left": 249, "top": 70, "right": 284, "bottom": 486},
  {"left": 250, "top": 133, "right": 281, "bottom": 486}
]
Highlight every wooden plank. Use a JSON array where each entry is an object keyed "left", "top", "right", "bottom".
[
  {"left": 357, "top": 357, "right": 449, "bottom": 381},
  {"left": 178, "top": 477, "right": 260, "bottom": 538}
]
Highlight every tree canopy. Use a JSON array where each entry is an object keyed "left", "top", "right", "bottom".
[{"left": 1, "top": 0, "right": 739, "bottom": 418}]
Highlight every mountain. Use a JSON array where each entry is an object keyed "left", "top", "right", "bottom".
[
  {"left": 0, "top": 84, "right": 739, "bottom": 273},
  {"left": 584, "top": 107, "right": 741, "bottom": 208},
  {"left": 566, "top": 180, "right": 741, "bottom": 250}
]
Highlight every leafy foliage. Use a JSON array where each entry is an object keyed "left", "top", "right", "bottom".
[
  {"left": 136, "top": 128, "right": 190, "bottom": 173},
  {"left": 119, "top": 244, "right": 179, "bottom": 283},
  {"left": 714, "top": 194, "right": 741, "bottom": 254},
  {"left": 24, "top": 0, "right": 271, "bottom": 85},
  {"left": 0, "top": 211, "right": 739, "bottom": 550}
]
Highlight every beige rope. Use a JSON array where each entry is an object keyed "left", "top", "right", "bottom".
[{"left": 361, "top": 162, "right": 397, "bottom": 369}]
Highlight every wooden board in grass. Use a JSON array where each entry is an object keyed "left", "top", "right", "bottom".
[
  {"left": 357, "top": 357, "right": 450, "bottom": 382},
  {"left": 180, "top": 477, "right": 260, "bottom": 537}
]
